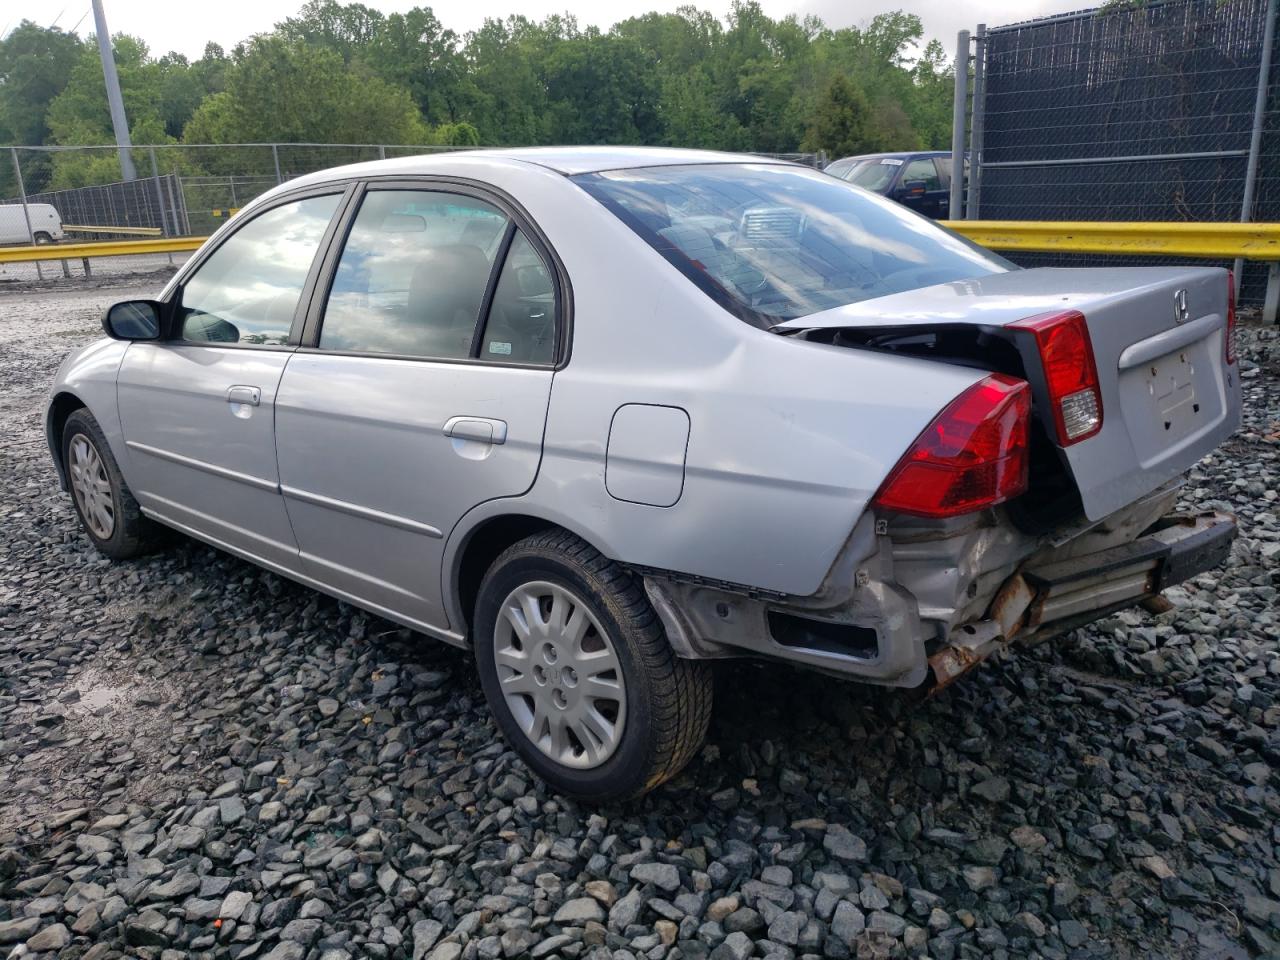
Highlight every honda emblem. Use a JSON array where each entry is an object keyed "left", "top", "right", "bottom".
[{"left": 1173, "top": 288, "right": 1190, "bottom": 324}]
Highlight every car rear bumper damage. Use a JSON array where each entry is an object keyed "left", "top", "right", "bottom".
[
  {"left": 927, "top": 510, "right": 1235, "bottom": 690},
  {"left": 644, "top": 500, "right": 1235, "bottom": 692}
]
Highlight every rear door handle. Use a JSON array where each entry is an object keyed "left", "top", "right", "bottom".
[
  {"left": 227, "top": 385, "right": 261, "bottom": 406},
  {"left": 444, "top": 416, "right": 507, "bottom": 445}
]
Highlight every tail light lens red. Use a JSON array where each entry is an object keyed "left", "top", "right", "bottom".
[
  {"left": 872, "top": 373, "right": 1031, "bottom": 518},
  {"left": 1010, "top": 310, "right": 1103, "bottom": 446},
  {"left": 1225, "top": 271, "right": 1237, "bottom": 365}
]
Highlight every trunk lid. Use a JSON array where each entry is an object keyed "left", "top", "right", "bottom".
[{"left": 779, "top": 266, "right": 1241, "bottom": 521}]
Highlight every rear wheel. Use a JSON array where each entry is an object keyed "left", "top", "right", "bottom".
[
  {"left": 63, "top": 409, "right": 164, "bottom": 560},
  {"left": 473, "top": 530, "right": 712, "bottom": 801}
]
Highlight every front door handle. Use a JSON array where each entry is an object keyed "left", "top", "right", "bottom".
[
  {"left": 227, "top": 385, "right": 261, "bottom": 406},
  {"left": 444, "top": 416, "right": 507, "bottom": 445}
]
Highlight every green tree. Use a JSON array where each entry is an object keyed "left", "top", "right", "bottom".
[
  {"left": 0, "top": 22, "right": 85, "bottom": 146},
  {"left": 801, "top": 73, "right": 874, "bottom": 157},
  {"left": 47, "top": 35, "right": 161, "bottom": 145},
  {"left": 182, "top": 37, "right": 430, "bottom": 146},
  {"left": 862, "top": 12, "right": 924, "bottom": 67},
  {"left": 907, "top": 39, "right": 954, "bottom": 148},
  {"left": 658, "top": 69, "right": 746, "bottom": 150},
  {"left": 0, "top": 2, "right": 960, "bottom": 169},
  {"left": 434, "top": 121, "right": 480, "bottom": 146},
  {"left": 616, "top": 9, "right": 742, "bottom": 149},
  {"left": 41, "top": 32, "right": 228, "bottom": 179},
  {"left": 458, "top": 17, "right": 557, "bottom": 145},
  {"left": 544, "top": 32, "right": 660, "bottom": 144},
  {"left": 277, "top": 0, "right": 385, "bottom": 62},
  {"left": 42, "top": 35, "right": 186, "bottom": 186},
  {"left": 614, "top": 8, "right": 722, "bottom": 78},
  {"left": 362, "top": 7, "right": 464, "bottom": 124}
]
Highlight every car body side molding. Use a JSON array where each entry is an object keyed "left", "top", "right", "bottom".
[
  {"left": 125, "top": 439, "right": 278, "bottom": 493},
  {"left": 280, "top": 484, "right": 444, "bottom": 539}
]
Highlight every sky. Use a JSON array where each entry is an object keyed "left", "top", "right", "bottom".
[{"left": 3, "top": 0, "right": 1070, "bottom": 61}]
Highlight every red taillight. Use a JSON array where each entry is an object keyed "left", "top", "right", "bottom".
[
  {"left": 1225, "top": 271, "right": 1237, "bottom": 365},
  {"left": 1010, "top": 310, "right": 1103, "bottom": 446},
  {"left": 873, "top": 374, "right": 1030, "bottom": 518}
]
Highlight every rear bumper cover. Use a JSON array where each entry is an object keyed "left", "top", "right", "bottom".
[{"left": 929, "top": 510, "right": 1236, "bottom": 688}]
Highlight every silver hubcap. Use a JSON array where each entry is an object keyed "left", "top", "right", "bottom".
[
  {"left": 493, "top": 581, "right": 627, "bottom": 769},
  {"left": 69, "top": 434, "right": 115, "bottom": 539}
]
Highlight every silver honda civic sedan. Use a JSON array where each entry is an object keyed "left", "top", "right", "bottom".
[{"left": 47, "top": 147, "right": 1240, "bottom": 800}]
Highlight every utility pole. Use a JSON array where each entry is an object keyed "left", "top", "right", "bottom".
[
  {"left": 1236, "top": 0, "right": 1276, "bottom": 313},
  {"left": 949, "top": 30, "right": 970, "bottom": 220},
  {"left": 91, "top": 0, "right": 136, "bottom": 181}
]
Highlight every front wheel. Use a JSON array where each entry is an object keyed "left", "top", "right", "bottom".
[
  {"left": 63, "top": 409, "right": 165, "bottom": 560},
  {"left": 473, "top": 530, "right": 712, "bottom": 801},
  {"left": 33, "top": 231, "right": 52, "bottom": 245}
]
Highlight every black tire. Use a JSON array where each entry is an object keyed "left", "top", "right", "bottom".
[
  {"left": 62, "top": 409, "right": 165, "bottom": 560},
  {"left": 33, "top": 232, "right": 52, "bottom": 245},
  {"left": 474, "top": 530, "right": 712, "bottom": 802}
]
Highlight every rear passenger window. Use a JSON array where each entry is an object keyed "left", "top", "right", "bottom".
[
  {"left": 319, "top": 190, "right": 509, "bottom": 358},
  {"left": 480, "top": 231, "right": 556, "bottom": 364}
]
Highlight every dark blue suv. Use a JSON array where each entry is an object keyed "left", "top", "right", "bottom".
[{"left": 824, "top": 151, "right": 962, "bottom": 219}]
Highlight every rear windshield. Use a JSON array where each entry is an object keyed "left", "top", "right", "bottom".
[{"left": 576, "top": 163, "right": 1010, "bottom": 328}]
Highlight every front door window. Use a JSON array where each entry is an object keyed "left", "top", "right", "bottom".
[{"left": 179, "top": 194, "right": 341, "bottom": 345}]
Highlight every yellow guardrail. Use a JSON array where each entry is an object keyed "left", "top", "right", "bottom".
[
  {"left": 0, "top": 236, "right": 205, "bottom": 263},
  {"left": 63, "top": 224, "right": 164, "bottom": 237},
  {"left": 948, "top": 220, "right": 1280, "bottom": 260}
]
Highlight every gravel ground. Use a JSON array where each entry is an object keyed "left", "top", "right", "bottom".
[{"left": 1, "top": 273, "right": 1278, "bottom": 960}]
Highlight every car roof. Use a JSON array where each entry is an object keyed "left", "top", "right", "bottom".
[
  {"left": 830, "top": 151, "right": 950, "bottom": 164},
  {"left": 410, "top": 146, "right": 784, "bottom": 176},
  {"left": 261, "top": 146, "right": 805, "bottom": 214}
]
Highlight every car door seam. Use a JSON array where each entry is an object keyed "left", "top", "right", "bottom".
[
  {"left": 274, "top": 350, "right": 304, "bottom": 550},
  {"left": 439, "top": 368, "right": 559, "bottom": 634}
]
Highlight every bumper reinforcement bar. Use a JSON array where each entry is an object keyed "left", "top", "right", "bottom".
[{"left": 928, "top": 511, "right": 1236, "bottom": 691}]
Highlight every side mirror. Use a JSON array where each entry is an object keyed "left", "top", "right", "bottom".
[
  {"left": 102, "top": 300, "right": 163, "bottom": 340},
  {"left": 902, "top": 180, "right": 928, "bottom": 197}
]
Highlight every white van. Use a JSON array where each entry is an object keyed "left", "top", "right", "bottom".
[{"left": 0, "top": 203, "right": 64, "bottom": 244}]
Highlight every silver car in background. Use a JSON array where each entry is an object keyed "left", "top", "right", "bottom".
[{"left": 47, "top": 148, "right": 1240, "bottom": 800}]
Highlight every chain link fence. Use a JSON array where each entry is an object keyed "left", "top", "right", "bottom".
[
  {"left": 2, "top": 143, "right": 474, "bottom": 243},
  {"left": 963, "top": 0, "right": 1278, "bottom": 306},
  {"left": 13, "top": 174, "right": 188, "bottom": 239}
]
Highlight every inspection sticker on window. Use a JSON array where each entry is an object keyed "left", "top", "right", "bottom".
[
  {"left": 880, "top": 158, "right": 903, "bottom": 165},
  {"left": 488, "top": 341, "right": 513, "bottom": 356}
]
